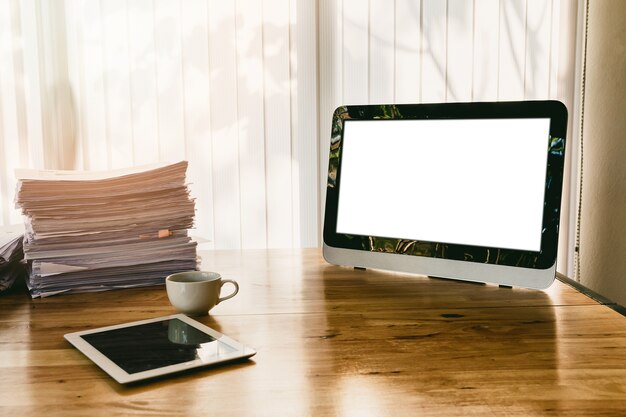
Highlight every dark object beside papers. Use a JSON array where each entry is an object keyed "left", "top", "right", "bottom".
[{"left": 0, "top": 225, "right": 26, "bottom": 293}]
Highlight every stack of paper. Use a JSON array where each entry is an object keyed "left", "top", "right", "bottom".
[
  {"left": 0, "top": 225, "right": 25, "bottom": 293},
  {"left": 15, "top": 161, "right": 198, "bottom": 298}
]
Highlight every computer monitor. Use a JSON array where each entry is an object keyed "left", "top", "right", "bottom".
[{"left": 323, "top": 101, "right": 568, "bottom": 289}]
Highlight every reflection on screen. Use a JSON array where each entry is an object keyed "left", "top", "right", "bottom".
[
  {"left": 336, "top": 118, "right": 550, "bottom": 252},
  {"left": 81, "top": 319, "right": 235, "bottom": 374}
]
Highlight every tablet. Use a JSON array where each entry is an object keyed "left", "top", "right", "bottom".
[{"left": 65, "top": 314, "right": 256, "bottom": 384}]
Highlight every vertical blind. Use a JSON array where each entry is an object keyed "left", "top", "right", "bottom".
[{"left": 1, "top": 0, "right": 577, "bottom": 261}]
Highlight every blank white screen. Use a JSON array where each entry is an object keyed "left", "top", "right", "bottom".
[{"left": 336, "top": 118, "right": 551, "bottom": 252}]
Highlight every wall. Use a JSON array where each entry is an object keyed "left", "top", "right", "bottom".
[{"left": 578, "top": 0, "right": 626, "bottom": 305}]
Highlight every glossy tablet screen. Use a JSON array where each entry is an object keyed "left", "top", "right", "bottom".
[
  {"left": 81, "top": 318, "right": 232, "bottom": 374},
  {"left": 65, "top": 314, "right": 256, "bottom": 383}
]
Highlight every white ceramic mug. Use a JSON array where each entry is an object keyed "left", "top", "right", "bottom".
[{"left": 165, "top": 271, "right": 239, "bottom": 316}]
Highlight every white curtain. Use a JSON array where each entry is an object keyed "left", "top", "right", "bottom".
[
  {"left": 0, "top": 0, "right": 319, "bottom": 249},
  {"left": 0, "top": 0, "right": 578, "bottom": 261}
]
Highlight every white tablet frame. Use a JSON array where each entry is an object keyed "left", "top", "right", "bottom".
[{"left": 65, "top": 314, "right": 256, "bottom": 384}]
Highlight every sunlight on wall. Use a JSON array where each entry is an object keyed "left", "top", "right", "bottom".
[{"left": 0, "top": 0, "right": 318, "bottom": 250}]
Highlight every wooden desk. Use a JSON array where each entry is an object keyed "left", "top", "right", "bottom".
[{"left": 1, "top": 249, "right": 626, "bottom": 416}]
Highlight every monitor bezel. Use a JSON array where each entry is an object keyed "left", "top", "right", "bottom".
[{"left": 322, "top": 100, "right": 568, "bottom": 289}]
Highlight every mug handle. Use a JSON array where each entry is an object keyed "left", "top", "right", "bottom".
[{"left": 218, "top": 279, "right": 239, "bottom": 304}]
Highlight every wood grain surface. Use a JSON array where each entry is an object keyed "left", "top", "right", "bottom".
[{"left": 1, "top": 249, "right": 625, "bottom": 416}]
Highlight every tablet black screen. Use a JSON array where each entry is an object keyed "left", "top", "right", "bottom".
[{"left": 81, "top": 318, "right": 229, "bottom": 374}]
